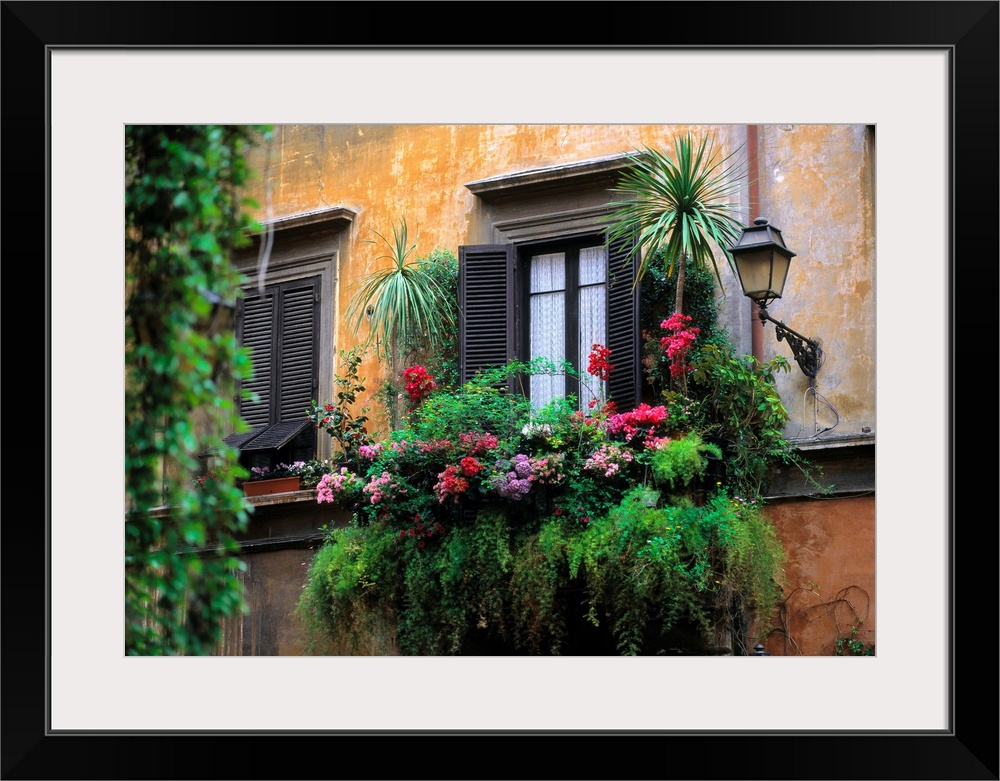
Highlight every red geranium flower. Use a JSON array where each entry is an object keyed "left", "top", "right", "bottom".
[{"left": 587, "top": 343, "right": 614, "bottom": 382}]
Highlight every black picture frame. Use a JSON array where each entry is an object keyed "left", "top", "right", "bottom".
[{"left": 5, "top": 2, "right": 996, "bottom": 779}]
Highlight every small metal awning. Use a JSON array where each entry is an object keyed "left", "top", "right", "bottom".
[{"left": 217, "top": 418, "right": 313, "bottom": 454}]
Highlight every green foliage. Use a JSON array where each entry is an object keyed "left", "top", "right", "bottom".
[
  {"left": 605, "top": 133, "right": 747, "bottom": 309},
  {"left": 295, "top": 525, "right": 400, "bottom": 655},
  {"left": 709, "top": 492, "right": 786, "bottom": 622},
  {"left": 308, "top": 345, "right": 374, "bottom": 469},
  {"left": 641, "top": 248, "right": 725, "bottom": 342},
  {"left": 693, "top": 343, "right": 790, "bottom": 433},
  {"left": 691, "top": 342, "right": 818, "bottom": 497},
  {"left": 297, "top": 362, "right": 786, "bottom": 655},
  {"left": 835, "top": 621, "right": 875, "bottom": 656},
  {"left": 296, "top": 199, "right": 819, "bottom": 655},
  {"left": 401, "top": 247, "right": 460, "bottom": 385},
  {"left": 637, "top": 244, "right": 825, "bottom": 499},
  {"left": 639, "top": 250, "right": 725, "bottom": 398},
  {"left": 404, "top": 361, "right": 535, "bottom": 450},
  {"left": 376, "top": 247, "right": 461, "bottom": 422},
  {"left": 345, "top": 218, "right": 457, "bottom": 365},
  {"left": 650, "top": 432, "right": 722, "bottom": 490},
  {"left": 125, "top": 124, "right": 270, "bottom": 655},
  {"left": 291, "top": 458, "right": 337, "bottom": 489}
]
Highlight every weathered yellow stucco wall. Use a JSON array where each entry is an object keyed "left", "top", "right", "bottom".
[
  {"left": 243, "top": 123, "right": 874, "bottom": 444},
  {"left": 752, "top": 124, "right": 877, "bottom": 440},
  {"left": 244, "top": 124, "right": 750, "bottom": 436}
]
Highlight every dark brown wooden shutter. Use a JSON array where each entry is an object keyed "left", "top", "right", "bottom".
[
  {"left": 238, "top": 290, "right": 275, "bottom": 428},
  {"left": 458, "top": 244, "right": 515, "bottom": 384},
  {"left": 606, "top": 234, "right": 639, "bottom": 411},
  {"left": 277, "top": 279, "right": 320, "bottom": 421},
  {"left": 231, "top": 276, "right": 319, "bottom": 449}
]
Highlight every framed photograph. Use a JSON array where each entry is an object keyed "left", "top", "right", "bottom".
[{"left": 9, "top": 2, "right": 996, "bottom": 778}]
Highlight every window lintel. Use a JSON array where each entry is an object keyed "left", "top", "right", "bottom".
[
  {"left": 465, "top": 154, "right": 633, "bottom": 204},
  {"left": 251, "top": 206, "right": 356, "bottom": 238}
]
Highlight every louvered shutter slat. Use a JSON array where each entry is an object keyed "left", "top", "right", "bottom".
[
  {"left": 279, "top": 284, "right": 318, "bottom": 420},
  {"left": 606, "top": 235, "right": 639, "bottom": 411},
  {"left": 458, "top": 245, "right": 515, "bottom": 382},
  {"left": 240, "top": 294, "right": 275, "bottom": 427}
]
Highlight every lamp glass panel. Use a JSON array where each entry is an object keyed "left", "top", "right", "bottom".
[
  {"left": 770, "top": 254, "right": 791, "bottom": 298},
  {"left": 739, "top": 230, "right": 771, "bottom": 246},
  {"left": 735, "top": 249, "right": 777, "bottom": 299}
]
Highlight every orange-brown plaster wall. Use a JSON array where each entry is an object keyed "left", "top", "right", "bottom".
[
  {"left": 216, "top": 502, "right": 357, "bottom": 657},
  {"left": 761, "top": 495, "right": 876, "bottom": 655}
]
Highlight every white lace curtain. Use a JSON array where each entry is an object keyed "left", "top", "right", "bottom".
[
  {"left": 529, "top": 246, "right": 607, "bottom": 411},
  {"left": 578, "top": 245, "right": 607, "bottom": 411}
]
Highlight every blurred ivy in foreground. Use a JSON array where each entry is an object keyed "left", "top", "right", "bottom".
[{"left": 124, "top": 124, "right": 271, "bottom": 654}]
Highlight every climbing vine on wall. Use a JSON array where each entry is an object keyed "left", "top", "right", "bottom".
[{"left": 125, "top": 124, "right": 270, "bottom": 654}]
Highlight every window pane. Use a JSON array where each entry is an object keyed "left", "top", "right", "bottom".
[
  {"left": 579, "top": 245, "right": 608, "bottom": 411},
  {"left": 579, "top": 245, "right": 607, "bottom": 285},
  {"left": 579, "top": 283, "right": 607, "bottom": 411},
  {"left": 530, "top": 252, "right": 565, "bottom": 294},
  {"left": 530, "top": 252, "right": 566, "bottom": 409},
  {"left": 530, "top": 290, "right": 565, "bottom": 409}
]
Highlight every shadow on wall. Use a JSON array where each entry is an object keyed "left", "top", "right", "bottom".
[{"left": 218, "top": 551, "right": 315, "bottom": 656}]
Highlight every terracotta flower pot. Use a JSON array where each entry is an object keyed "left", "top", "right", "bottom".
[{"left": 242, "top": 476, "right": 302, "bottom": 497}]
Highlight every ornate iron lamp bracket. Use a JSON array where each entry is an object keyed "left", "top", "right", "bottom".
[{"left": 757, "top": 305, "right": 823, "bottom": 379}]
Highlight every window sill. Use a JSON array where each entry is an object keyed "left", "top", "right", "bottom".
[
  {"left": 768, "top": 434, "right": 875, "bottom": 500},
  {"left": 143, "top": 488, "right": 318, "bottom": 519},
  {"left": 242, "top": 488, "right": 317, "bottom": 508},
  {"left": 788, "top": 431, "right": 876, "bottom": 450},
  {"left": 140, "top": 488, "right": 346, "bottom": 552}
]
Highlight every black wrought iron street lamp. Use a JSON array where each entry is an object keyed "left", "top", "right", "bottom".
[{"left": 729, "top": 218, "right": 824, "bottom": 379}]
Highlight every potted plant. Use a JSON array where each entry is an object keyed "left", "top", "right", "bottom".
[
  {"left": 242, "top": 461, "right": 309, "bottom": 497},
  {"left": 295, "top": 458, "right": 337, "bottom": 489}
]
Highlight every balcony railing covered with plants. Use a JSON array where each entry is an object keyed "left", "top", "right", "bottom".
[{"left": 293, "top": 290, "right": 818, "bottom": 655}]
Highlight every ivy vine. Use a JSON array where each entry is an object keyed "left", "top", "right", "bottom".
[{"left": 125, "top": 124, "right": 270, "bottom": 654}]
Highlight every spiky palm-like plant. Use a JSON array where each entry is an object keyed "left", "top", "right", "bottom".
[
  {"left": 606, "top": 133, "right": 748, "bottom": 315},
  {"left": 346, "top": 217, "right": 456, "bottom": 426},
  {"left": 346, "top": 216, "right": 456, "bottom": 365}
]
